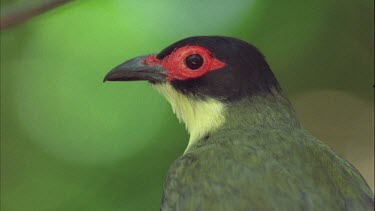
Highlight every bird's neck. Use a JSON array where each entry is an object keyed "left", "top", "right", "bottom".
[
  {"left": 182, "top": 91, "right": 301, "bottom": 153},
  {"left": 222, "top": 91, "right": 301, "bottom": 132},
  {"left": 154, "top": 84, "right": 300, "bottom": 153}
]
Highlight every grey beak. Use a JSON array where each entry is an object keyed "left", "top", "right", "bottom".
[{"left": 104, "top": 54, "right": 167, "bottom": 83}]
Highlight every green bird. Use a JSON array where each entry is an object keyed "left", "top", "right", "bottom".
[{"left": 104, "top": 36, "right": 374, "bottom": 210}]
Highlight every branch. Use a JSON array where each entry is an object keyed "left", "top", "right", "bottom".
[{"left": 0, "top": 0, "right": 72, "bottom": 31}]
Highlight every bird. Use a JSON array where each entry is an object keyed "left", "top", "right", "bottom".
[{"left": 104, "top": 36, "right": 374, "bottom": 210}]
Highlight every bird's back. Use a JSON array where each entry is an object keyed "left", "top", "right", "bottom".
[{"left": 161, "top": 127, "right": 374, "bottom": 211}]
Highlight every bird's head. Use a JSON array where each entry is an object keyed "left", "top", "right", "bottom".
[
  {"left": 104, "top": 36, "right": 280, "bottom": 100},
  {"left": 104, "top": 36, "right": 285, "bottom": 151}
]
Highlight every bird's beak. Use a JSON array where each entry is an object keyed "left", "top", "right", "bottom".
[{"left": 103, "top": 54, "right": 168, "bottom": 83}]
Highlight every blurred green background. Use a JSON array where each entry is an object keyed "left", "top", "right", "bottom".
[{"left": 1, "top": 0, "right": 373, "bottom": 210}]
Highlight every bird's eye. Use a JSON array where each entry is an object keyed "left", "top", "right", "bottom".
[{"left": 185, "top": 54, "right": 204, "bottom": 70}]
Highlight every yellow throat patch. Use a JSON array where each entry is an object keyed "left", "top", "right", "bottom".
[{"left": 153, "top": 83, "right": 226, "bottom": 152}]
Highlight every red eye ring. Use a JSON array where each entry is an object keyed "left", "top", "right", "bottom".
[{"left": 145, "top": 45, "right": 226, "bottom": 81}]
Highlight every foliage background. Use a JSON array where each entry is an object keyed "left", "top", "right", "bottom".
[{"left": 1, "top": 0, "right": 373, "bottom": 210}]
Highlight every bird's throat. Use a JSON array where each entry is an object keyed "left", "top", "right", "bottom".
[{"left": 153, "top": 83, "right": 226, "bottom": 152}]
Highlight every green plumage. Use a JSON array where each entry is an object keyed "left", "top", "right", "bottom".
[{"left": 161, "top": 93, "right": 374, "bottom": 210}]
